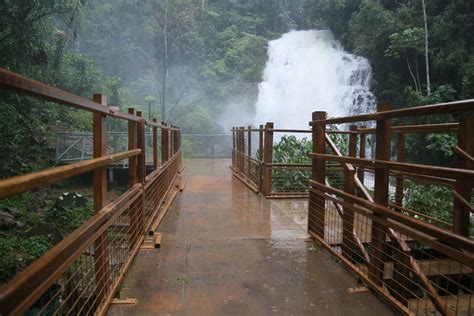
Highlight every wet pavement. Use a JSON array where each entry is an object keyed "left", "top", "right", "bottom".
[{"left": 108, "top": 159, "right": 395, "bottom": 316}]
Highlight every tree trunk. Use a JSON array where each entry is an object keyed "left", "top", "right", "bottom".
[
  {"left": 421, "top": 0, "right": 431, "bottom": 96},
  {"left": 405, "top": 53, "right": 419, "bottom": 92}
]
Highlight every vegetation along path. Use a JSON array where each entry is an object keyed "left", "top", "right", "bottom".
[{"left": 108, "top": 159, "right": 394, "bottom": 315}]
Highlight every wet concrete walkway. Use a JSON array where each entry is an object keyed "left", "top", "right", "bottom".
[{"left": 108, "top": 159, "right": 395, "bottom": 316}]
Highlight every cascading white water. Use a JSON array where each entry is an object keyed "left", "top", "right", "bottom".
[{"left": 254, "top": 30, "right": 376, "bottom": 129}]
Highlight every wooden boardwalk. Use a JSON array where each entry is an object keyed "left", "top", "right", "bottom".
[{"left": 107, "top": 159, "right": 395, "bottom": 315}]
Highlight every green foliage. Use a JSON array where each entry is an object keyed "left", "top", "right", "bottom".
[
  {"left": 0, "top": 235, "right": 53, "bottom": 284},
  {"left": 273, "top": 135, "right": 312, "bottom": 164},
  {"left": 403, "top": 180, "right": 453, "bottom": 227},
  {"left": 272, "top": 136, "right": 311, "bottom": 192}
]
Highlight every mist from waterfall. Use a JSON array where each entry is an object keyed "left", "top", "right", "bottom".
[{"left": 254, "top": 30, "right": 376, "bottom": 129}]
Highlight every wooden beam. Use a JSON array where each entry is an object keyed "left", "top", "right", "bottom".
[{"left": 0, "top": 150, "right": 140, "bottom": 199}]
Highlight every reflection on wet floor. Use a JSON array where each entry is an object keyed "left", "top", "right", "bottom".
[{"left": 107, "top": 159, "right": 395, "bottom": 316}]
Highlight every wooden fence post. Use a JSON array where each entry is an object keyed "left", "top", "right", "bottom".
[
  {"left": 258, "top": 124, "right": 264, "bottom": 192},
  {"left": 395, "top": 133, "right": 405, "bottom": 206},
  {"left": 369, "top": 102, "right": 392, "bottom": 286},
  {"left": 263, "top": 122, "right": 274, "bottom": 196},
  {"left": 310, "top": 112, "right": 326, "bottom": 239},
  {"left": 161, "top": 122, "right": 168, "bottom": 164},
  {"left": 342, "top": 125, "right": 357, "bottom": 260},
  {"left": 248, "top": 125, "right": 252, "bottom": 178},
  {"left": 152, "top": 118, "right": 158, "bottom": 169},
  {"left": 240, "top": 127, "right": 245, "bottom": 173},
  {"left": 453, "top": 116, "right": 473, "bottom": 237},
  {"left": 92, "top": 94, "right": 109, "bottom": 303},
  {"left": 358, "top": 126, "right": 366, "bottom": 185},
  {"left": 136, "top": 111, "right": 146, "bottom": 184},
  {"left": 128, "top": 108, "right": 138, "bottom": 186}
]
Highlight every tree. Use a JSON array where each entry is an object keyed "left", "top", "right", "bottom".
[{"left": 421, "top": 0, "right": 431, "bottom": 96}]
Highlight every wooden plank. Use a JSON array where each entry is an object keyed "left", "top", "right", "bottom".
[
  {"left": 92, "top": 94, "right": 110, "bottom": 307},
  {"left": 310, "top": 99, "right": 474, "bottom": 125},
  {"left": 152, "top": 118, "right": 158, "bottom": 170},
  {"left": 128, "top": 108, "right": 138, "bottom": 186},
  {"left": 342, "top": 125, "right": 357, "bottom": 261},
  {"left": 136, "top": 111, "right": 146, "bottom": 184},
  {"left": 0, "top": 150, "right": 140, "bottom": 199},
  {"left": 310, "top": 111, "right": 326, "bottom": 239},
  {"left": 309, "top": 153, "right": 474, "bottom": 181},
  {"left": 263, "top": 123, "right": 274, "bottom": 196},
  {"left": 111, "top": 298, "right": 138, "bottom": 305}
]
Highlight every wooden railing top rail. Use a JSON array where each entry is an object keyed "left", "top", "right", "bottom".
[
  {"left": 0, "top": 149, "right": 140, "bottom": 199},
  {"left": 310, "top": 153, "right": 474, "bottom": 180},
  {"left": 310, "top": 99, "right": 474, "bottom": 125},
  {"left": 0, "top": 68, "right": 139, "bottom": 122},
  {"left": 0, "top": 68, "right": 183, "bottom": 131}
]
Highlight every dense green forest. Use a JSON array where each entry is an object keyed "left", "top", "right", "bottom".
[
  {"left": 0, "top": 0, "right": 473, "bottom": 283},
  {"left": 1, "top": 0, "right": 473, "bottom": 176}
]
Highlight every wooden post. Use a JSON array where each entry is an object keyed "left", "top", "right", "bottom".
[
  {"left": 232, "top": 127, "right": 236, "bottom": 168},
  {"left": 128, "top": 108, "right": 138, "bottom": 186},
  {"left": 395, "top": 133, "right": 405, "bottom": 206},
  {"left": 247, "top": 126, "right": 252, "bottom": 177},
  {"left": 453, "top": 116, "right": 473, "bottom": 237},
  {"left": 136, "top": 111, "right": 146, "bottom": 184},
  {"left": 263, "top": 122, "right": 274, "bottom": 196},
  {"left": 240, "top": 127, "right": 245, "bottom": 173},
  {"left": 258, "top": 124, "right": 264, "bottom": 192},
  {"left": 92, "top": 94, "right": 109, "bottom": 303},
  {"left": 152, "top": 118, "right": 158, "bottom": 169},
  {"left": 369, "top": 102, "right": 392, "bottom": 286},
  {"left": 310, "top": 112, "right": 326, "bottom": 239},
  {"left": 358, "top": 126, "right": 366, "bottom": 184},
  {"left": 161, "top": 122, "right": 168, "bottom": 164},
  {"left": 342, "top": 125, "right": 357, "bottom": 260}
]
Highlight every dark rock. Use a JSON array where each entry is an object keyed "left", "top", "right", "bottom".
[
  {"left": 28, "top": 224, "right": 63, "bottom": 243},
  {"left": 0, "top": 204, "right": 20, "bottom": 217},
  {"left": 0, "top": 210, "right": 17, "bottom": 228}
]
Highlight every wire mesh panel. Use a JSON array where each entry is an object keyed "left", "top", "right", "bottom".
[
  {"left": 308, "top": 104, "right": 474, "bottom": 315},
  {"left": 26, "top": 188, "right": 144, "bottom": 315},
  {"left": 269, "top": 165, "right": 311, "bottom": 196},
  {"left": 309, "top": 186, "right": 473, "bottom": 315}
]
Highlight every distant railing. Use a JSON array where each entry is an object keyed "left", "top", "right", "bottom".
[
  {"left": 55, "top": 132, "right": 232, "bottom": 163},
  {"left": 0, "top": 69, "right": 183, "bottom": 315}
]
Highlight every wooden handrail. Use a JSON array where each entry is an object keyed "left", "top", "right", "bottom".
[
  {"left": 0, "top": 68, "right": 140, "bottom": 122},
  {"left": 310, "top": 153, "right": 474, "bottom": 180},
  {"left": 310, "top": 99, "right": 474, "bottom": 125},
  {"left": 0, "top": 149, "right": 141, "bottom": 199}
]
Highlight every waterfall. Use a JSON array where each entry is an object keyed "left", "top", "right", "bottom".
[{"left": 254, "top": 30, "right": 376, "bottom": 129}]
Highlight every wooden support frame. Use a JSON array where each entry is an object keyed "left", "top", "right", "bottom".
[
  {"left": 369, "top": 102, "right": 392, "bottom": 286},
  {"left": 342, "top": 125, "right": 357, "bottom": 261},
  {"left": 92, "top": 94, "right": 110, "bottom": 305},
  {"left": 152, "top": 118, "right": 158, "bottom": 169},
  {"left": 310, "top": 112, "right": 326, "bottom": 239},
  {"left": 263, "top": 122, "right": 274, "bottom": 196}
]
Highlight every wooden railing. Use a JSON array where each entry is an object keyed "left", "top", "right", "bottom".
[
  {"left": 0, "top": 69, "right": 183, "bottom": 315},
  {"left": 309, "top": 101, "right": 473, "bottom": 315},
  {"left": 231, "top": 125, "right": 312, "bottom": 198}
]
